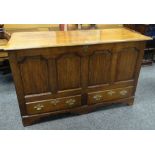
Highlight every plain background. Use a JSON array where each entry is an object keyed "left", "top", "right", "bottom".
[{"left": 1, "top": 0, "right": 155, "bottom": 155}]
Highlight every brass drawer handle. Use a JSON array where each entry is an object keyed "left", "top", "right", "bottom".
[
  {"left": 120, "top": 90, "right": 128, "bottom": 96},
  {"left": 34, "top": 104, "right": 44, "bottom": 111},
  {"left": 93, "top": 94, "right": 102, "bottom": 101},
  {"left": 107, "top": 90, "right": 115, "bottom": 96},
  {"left": 66, "top": 99, "right": 76, "bottom": 106},
  {"left": 50, "top": 99, "right": 59, "bottom": 106}
]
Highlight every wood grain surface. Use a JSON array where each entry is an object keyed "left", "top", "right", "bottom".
[{"left": 5, "top": 28, "right": 151, "bottom": 50}]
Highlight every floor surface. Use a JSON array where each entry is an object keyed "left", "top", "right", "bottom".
[{"left": 1, "top": 65, "right": 155, "bottom": 130}]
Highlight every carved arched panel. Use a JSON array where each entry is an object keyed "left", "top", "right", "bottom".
[
  {"left": 18, "top": 56, "right": 50, "bottom": 95},
  {"left": 88, "top": 50, "right": 112, "bottom": 86},
  {"left": 116, "top": 47, "right": 139, "bottom": 81},
  {"left": 56, "top": 53, "right": 81, "bottom": 90}
]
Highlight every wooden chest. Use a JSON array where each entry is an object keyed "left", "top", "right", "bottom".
[{"left": 5, "top": 28, "right": 151, "bottom": 126}]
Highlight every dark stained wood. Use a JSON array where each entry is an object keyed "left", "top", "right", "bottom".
[
  {"left": 56, "top": 53, "right": 81, "bottom": 90},
  {"left": 22, "top": 96, "right": 134, "bottom": 126},
  {"left": 8, "top": 52, "right": 27, "bottom": 115},
  {"left": 18, "top": 56, "right": 50, "bottom": 95},
  {"left": 48, "top": 59, "right": 57, "bottom": 93},
  {"left": 26, "top": 95, "right": 81, "bottom": 115},
  {"left": 116, "top": 47, "right": 139, "bottom": 81},
  {"left": 9, "top": 42, "right": 146, "bottom": 126},
  {"left": 6, "top": 29, "right": 150, "bottom": 126},
  {"left": 88, "top": 50, "right": 112, "bottom": 86},
  {"left": 88, "top": 86, "right": 134, "bottom": 105}
]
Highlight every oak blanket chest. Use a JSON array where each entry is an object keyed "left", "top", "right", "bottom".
[{"left": 5, "top": 28, "right": 151, "bottom": 126}]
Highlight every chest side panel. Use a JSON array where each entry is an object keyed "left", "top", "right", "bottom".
[{"left": 115, "top": 45, "right": 140, "bottom": 82}]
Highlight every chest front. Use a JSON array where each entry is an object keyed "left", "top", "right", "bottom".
[{"left": 9, "top": 41, "right": 145, "bottom": 126}]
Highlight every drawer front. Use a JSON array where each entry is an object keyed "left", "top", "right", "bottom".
[
  {"left": 88, "top": 86, "right": 134, "bottom": 105},
  {"left": 26, "top": 95, "right": 81, "bottom": 115}
]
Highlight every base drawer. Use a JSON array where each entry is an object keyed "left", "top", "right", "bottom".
[
  {"left": 88, "top": 86, "right": 134, "bottom": 105},
  {"left": 26, "top": 95, "right": 81, "bottom": 115}
]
